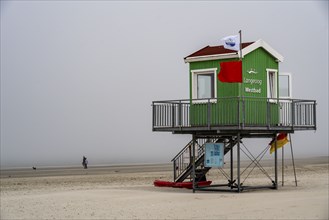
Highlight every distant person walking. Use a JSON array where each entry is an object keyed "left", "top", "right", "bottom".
[{"left": 82, "top": 156, "right": 88, "bottom": 169}]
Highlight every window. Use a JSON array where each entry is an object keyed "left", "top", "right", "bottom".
[
  {"left": 197, "top": 74, "right": 214, "bottom": 99},
  {"left": 266, "top": 69, "right": 278, "bottom": 99},
  {"left": 279, "top": 72, "right": 292, "bottom": 98},
  {"left": 191, "top": 68, "right": 217, "bottom": 100}
]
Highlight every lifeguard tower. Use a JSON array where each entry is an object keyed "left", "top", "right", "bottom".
[{"left": 152, "top": 37, "right": 316, "bottom": 192}]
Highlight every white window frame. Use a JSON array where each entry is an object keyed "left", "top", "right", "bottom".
[
  {"left": 279, "top": 72, "right": 292, "bottom": 99},
  {"left": 266, "top": 68, "right": 278, "bottom": 101},
  {"left": 191, "top": 68, "right": 217, "bottom": 102}
]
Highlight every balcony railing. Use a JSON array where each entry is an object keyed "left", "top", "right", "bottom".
[{"left": 152, "top": 97, "right": 316, "bottom": 132}]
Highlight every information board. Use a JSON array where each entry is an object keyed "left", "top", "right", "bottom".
[{"left": 204, "top": 143, "right": 224, "bottom": 168}]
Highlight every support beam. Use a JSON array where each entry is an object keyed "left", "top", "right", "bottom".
[
  {"left": 230, "top": 138, "right": 234, "bottom": 188},
  {"left": 282, "top": 142, "right": 284, "bottom": 186},
  {"left": 192, "top": 134, "right": 196, "bottom": 193},
  {"left": 183, "top": 132, "right": 297, "bottom": 193},
  {"left": 237, "top": 133, "right": 241, "bottom": 193},
  {"left": 274, "top": 133, "right": 278, "bottom": 189}
]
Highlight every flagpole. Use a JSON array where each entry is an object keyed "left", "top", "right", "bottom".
[
  {"left": 238, "top": 30, "right": 242, "bottom": 103},
  {"left": 239, "top": 30, "right": 242, "bottom": 60}
]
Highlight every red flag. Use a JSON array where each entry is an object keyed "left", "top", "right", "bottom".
[{"left": 218, "top": 61, "right": 242, "bottom": 83}]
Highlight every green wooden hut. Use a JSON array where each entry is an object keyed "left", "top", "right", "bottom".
[
  {"left": 151, "top": 39, "right": 316, "bottom": 193},
  {"left": 184, "top": 39, "right": 285, "bottom": 128}
]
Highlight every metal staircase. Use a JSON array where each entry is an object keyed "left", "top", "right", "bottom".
[{"left": 172, "top": 137, "right": 239, "bottom": 182}]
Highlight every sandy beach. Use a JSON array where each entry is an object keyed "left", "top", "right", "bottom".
[{"left": 1, "top": 157, "right": 328, "bottom": 219}]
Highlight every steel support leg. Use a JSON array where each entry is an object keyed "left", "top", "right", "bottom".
[
  {"left": 230, "top": 138, "right": 234, "bottom": 188},
  {"left": 192, "top": 134, "right": 196, "bottom": 193},
  {"left": 237, "top": 133, "right": 241, "bottom": 193},
  {"left": 282, "top": 142, "right": 284, "bottom": 187},
  {"left": 274, "top": 133, "right": 278, "bottom": 189}
]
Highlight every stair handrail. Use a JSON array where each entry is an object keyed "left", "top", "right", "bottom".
[
  {"left": 171, "top": 140, "right": 194, "bottom": 162},
  {"left": 173, "top": 138, "right": 217, "bottom": 182}
]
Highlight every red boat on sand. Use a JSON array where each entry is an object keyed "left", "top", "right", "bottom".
[{"left": 154, "top": 180, "right": 212, "bottom": 189}]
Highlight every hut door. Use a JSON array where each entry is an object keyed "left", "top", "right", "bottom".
[
  {"left": 190, "top": 68, "right": 217, "bottom": 126},
  {"left": 279, "top": 73, "right": 292, "bottom": 126},
  {"left": 266, "top": 69, "right": 278, "bottom": 100},
  {"left": 279, "top": 73, "right": 292, "bottom": 99},
  {"left": 266, "top": 69, "right": 279, "bottom": 125}
]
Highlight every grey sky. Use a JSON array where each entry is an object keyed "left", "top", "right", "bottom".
[{"left": 1, "top": 1, "right": 328, "bottom": 168}]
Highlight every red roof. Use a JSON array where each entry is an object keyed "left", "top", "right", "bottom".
[{"left": 184, "top": 42, "right": 254, "bottom": 59}]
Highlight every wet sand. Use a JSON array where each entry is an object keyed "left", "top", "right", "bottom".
[{"left": 1, "top": 156, "right": 328, "bottom": 219}]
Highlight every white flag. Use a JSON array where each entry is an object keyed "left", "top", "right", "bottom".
[{"left": 221, "top": 35, "right": 240, "bottom": 51}]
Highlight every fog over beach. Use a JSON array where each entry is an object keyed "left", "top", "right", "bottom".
[{"left": 1, "top": 1, "right": 328, "bottom": 168}]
